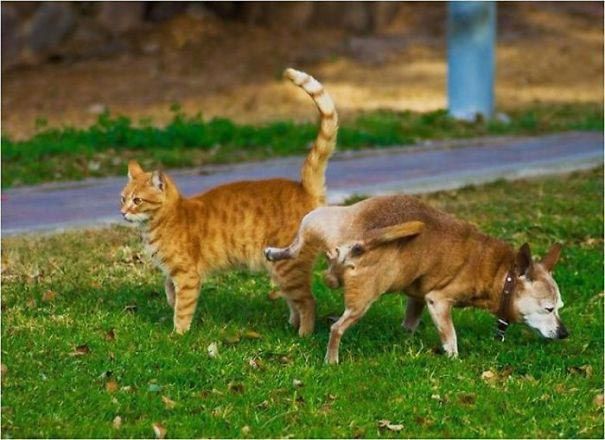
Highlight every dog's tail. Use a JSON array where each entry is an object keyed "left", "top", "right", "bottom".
[
  {"left": 363, "top": 221, "right": 425, "bottom": 249},
  {"left": 284, "top": 68, "right": 338, "bottom": 204},
  {"left": 329, "top": 220, "right": 425, "bottom": 265}
]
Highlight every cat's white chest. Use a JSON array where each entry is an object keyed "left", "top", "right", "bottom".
[{"left": 142, "top": 232, "right": 170, "bottom": 276}]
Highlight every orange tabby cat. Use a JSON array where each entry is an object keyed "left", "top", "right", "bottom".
[{"left": 120, "top": 68, "right": 338, "bottom": 335}]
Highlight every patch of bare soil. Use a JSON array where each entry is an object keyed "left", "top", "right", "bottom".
[{"left": 2, "top": 2, "right": 602, "bottom": 139}]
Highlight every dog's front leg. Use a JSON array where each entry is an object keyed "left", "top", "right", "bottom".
[{"left": 425, "top": 292, "right": 458, "bottom": 357}]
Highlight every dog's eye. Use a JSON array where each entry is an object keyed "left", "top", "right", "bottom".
[
  {"left": 545, "top": 306, "right": 554, "bottom": 313},
  {"left": 133, "top": 197, "right": 142, "bottom": 205}
]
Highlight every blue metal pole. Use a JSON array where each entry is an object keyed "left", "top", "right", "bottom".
[{"left": 447, "top": 1, "right": 496, "bottom": 120}]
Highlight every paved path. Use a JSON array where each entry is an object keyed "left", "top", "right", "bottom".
[{"left": 2, "top": 131, "right": 602, "bottom": 236}]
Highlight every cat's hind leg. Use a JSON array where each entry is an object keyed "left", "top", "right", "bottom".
[{"left": 269, "top": 247, "right": 317, "bottom": 336}]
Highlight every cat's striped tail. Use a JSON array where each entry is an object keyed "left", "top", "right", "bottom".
[{"left": 284, "top": 68, "right": 338, "bottom": 204}]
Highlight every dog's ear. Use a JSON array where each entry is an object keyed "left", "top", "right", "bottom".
[
  {"left": 540, "top": 243, "right": 562, "bottom": 272},
  {"left": 515, "top": 243, "right": 534, "bottom": 278},
  {"left": 128, "top": 160, "right": 144, "bottom": 180}
]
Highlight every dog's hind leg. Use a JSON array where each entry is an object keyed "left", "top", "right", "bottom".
[
  {"left": 325, "top": 284, "right": 379, "bottom": 364},
  {"left": 425, "top": 291, "right": 458, "bottom": 357},
  {"left": 402, "top": 296, "right": 425, "bottom": 332}
]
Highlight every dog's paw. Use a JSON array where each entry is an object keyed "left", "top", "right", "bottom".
[{"left": 324, "top": 353, "right": 340, "bottom": 365}]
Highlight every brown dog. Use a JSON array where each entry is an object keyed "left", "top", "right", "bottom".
[{"left": 265, "top": 195, "right": 567, "bottom": 364}]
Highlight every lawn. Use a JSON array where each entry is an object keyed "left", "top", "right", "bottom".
[
  {"left": 1, "top": 168, "right": 603, "bottom": 438},
  {"left": 2, "top": 103, "right": 602, "bottom": 188}
]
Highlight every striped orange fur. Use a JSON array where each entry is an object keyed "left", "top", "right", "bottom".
[{"left": 119, "top": 68, "right": 338, "bottom": 335}]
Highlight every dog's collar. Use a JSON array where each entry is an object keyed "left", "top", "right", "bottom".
[{"left": 495, "top": 270, "right": 516, "bottom": 341}]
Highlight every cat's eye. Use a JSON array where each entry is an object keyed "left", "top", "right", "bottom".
[
  {"left": 545, "top": 306, "right": 554, "bottom": 313},
  {"left": 133, "top": 197, "right": 142, "bottom": 205}
]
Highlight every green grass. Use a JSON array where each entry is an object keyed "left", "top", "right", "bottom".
[
  {"left": 1, "top": 169, "right": 603, "bottom": 438},
  {"left": 2, "top": 103, "right": 602, "bottom": 188}
]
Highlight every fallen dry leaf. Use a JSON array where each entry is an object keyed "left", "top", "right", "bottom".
[
  {"left": 594, "top": 394, "right": 604, "bottom": 408},
  {"left": 112, "top": 416, "right": 122, "bottom": 429},
  {"left": 223, "top": 334, "right": 241, "bottom": 345},
  {"left": 248, "top": 358, "right": 263, "bottom": 370},
  {"left": 70, "top": 344, "right": 91, "bottom": 357},
  {"left": 568, "top": 365, "right": 593, "bottom": 378},
  {"left": 207, "top": 342, "right": 219, "bottom": 358},
  {"left": 123, "top": 304, "right": 137, "bottom": 313},
  {"left": 522, "top": 374, "right": 537, "bottom": 383},
  {"left": 42, "top": 290, "right": 57, "bottom": 302},
  {"left": 481, "top": 370, "right": 497, "bottom": 382},
  {"left": 161, "top": 395, "right": 176, "bottom": 409},
  {"left": 256, "top": 400, "right": 269, "bottom": 410},
  {"left": 589, "top": 292, "right": 605, "bottom": 304},
  {"left": 106, "top": 379, "right": 119, "bottom": 393},
  {"left": 152, "top": 423, "right": 166, "bottom": 439},
  {"left": 105, "top": 328, "right": 116, "bottom": 342},
  {"left": 352, "top": 427, "right": 366, "bottom": 438},
  {"left": 386, "top": 424, "right": 404, "bottom": 432},
  {"left": 377, "top": 420, "right": 404, "bottom": 432},
  {"left": 228, "top": 382, "right": 245, "bottom": 394},
  {"left": 458, "top": 392, "right": 476, "bottom": 405},
  {"left": 415, "top": 415, "right": 434, "bottom": 427},
  {"left": 26, "top": 298, "right": 37, "bottom": 309},
  {"left": 243, "top": 330, "right": 262, "bottom": 339}
]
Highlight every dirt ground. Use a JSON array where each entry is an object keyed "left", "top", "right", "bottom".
[{"left": 2, "top": 2, "right": 603, "bottom": 140}]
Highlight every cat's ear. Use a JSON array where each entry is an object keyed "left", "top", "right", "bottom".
[
  {"left": 151, "top": 171, "right": 165, "bottom": 192},
  {"left": 128, "top": 160, "right": 144, "bottom": 180}
]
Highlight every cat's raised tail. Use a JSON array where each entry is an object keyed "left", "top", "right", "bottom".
[{"left": 284, "top": 68, "right": 338, "bottom": 204}]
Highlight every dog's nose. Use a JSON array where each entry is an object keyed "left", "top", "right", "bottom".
[{"left": 557, "top": 324, "right": 569, "bottom": 339}]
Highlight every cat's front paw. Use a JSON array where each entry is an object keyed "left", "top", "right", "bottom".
[{"left": 173, "top": 323, "right": 191, "bottom": 335}]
